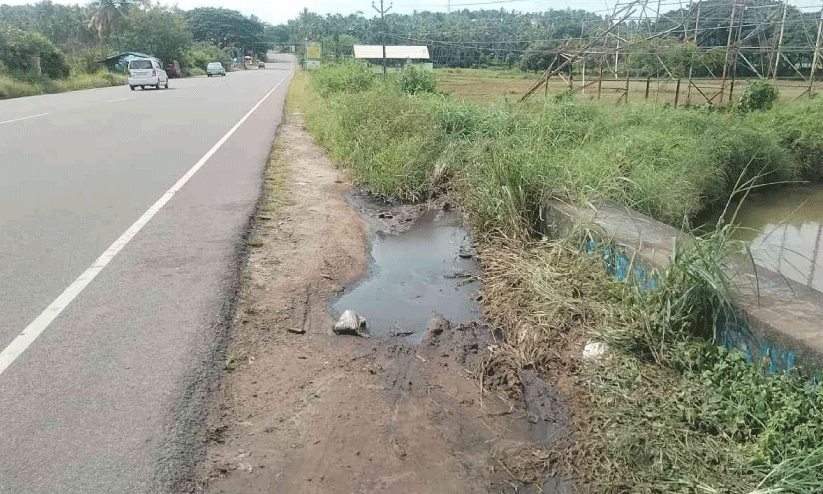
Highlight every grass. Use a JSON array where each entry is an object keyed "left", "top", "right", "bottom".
[
  {"left": 304, "top": 63, "right": 809, "bottom": 233},
  {"left": 300, "top": 62, "right": 823, "bottom": 492},
  {"left": 479, "top": 230, "right": 823, "bottom": 493},
  {"left": 0, "top": 72, "right": 127, "bottom": 100}
]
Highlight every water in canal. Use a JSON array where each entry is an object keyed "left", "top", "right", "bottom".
[{"left": 721, "top": 185, "right": 823, "bottom": 293}]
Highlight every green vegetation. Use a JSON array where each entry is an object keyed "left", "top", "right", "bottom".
[
  {"left": 744, "top": 98, "right": 823, "bottom": 182},
  {"left": 398, "top": 65, "right": 437, "bottom": 95},
  {"left": 481, "top": 234, "right": 823, "bottom": 492},
  {"left": 301, "top": 63, "right": 823, "bottom": 492},
  {"left": 0, "top": 71, "right": 125, "bottom": 99},
  {"left": 737, "top": 80, "right": 780, "bottom": 113},
  {"left": 276, "top": 0, "right": 816, "bottom": 78},
  {"left": 306, "top": 63, "right": 811, "bottom": 232},
  {"left": 1, "top": 1, "right": 272, "bottom": 100}
]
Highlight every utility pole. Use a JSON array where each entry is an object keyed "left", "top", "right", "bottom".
[
  {"left": 772, "top": 0, "right": 788, "bottom": 80},
  {"left": 373, "top": 0, "right": 392, "bottom": 77}
]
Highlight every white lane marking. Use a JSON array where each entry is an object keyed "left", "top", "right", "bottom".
[
  {"left": 0, "top": 73, "right": 290, "bottom": 377},
  {"left": 107, "top": 97, "right": 132, "bottom": 103},
  {"left": 0, "top": 113, "right": 50, "bottom": 125}
]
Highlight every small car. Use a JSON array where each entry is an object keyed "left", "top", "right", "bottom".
[
  {"left": 206, "top": 62, "right": 226, "bottom": 77},
  {"left": 164, "top": 61, "right": 181, "bottom": 78},
  {"left": 258, "top": 61, "right": 265, "bottom": 69},
  {"left": 128, "top": 58, "right": 169, "bottom": 90}
]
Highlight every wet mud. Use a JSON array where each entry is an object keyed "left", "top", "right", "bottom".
[{"left": 333, "top": 194, "right": 481, "bottom": 343}]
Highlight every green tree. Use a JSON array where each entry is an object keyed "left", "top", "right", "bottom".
[
  {"left": 0, "top": 27, "right": 69, "bottom": 78},
  {"left": 121, "top": 7, "right": 191, "bottom": 64},
  {"left": 87, "top": 0, "right": 142, "bottom": 44},
  {"left": 187, "top": 7, "right": 263, "bottom": 51}
]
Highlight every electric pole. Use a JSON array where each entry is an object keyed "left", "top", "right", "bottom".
[{"left": 372, "top": 0, "right": 392, "bottom": 76}]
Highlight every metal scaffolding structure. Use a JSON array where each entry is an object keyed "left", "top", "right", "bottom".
[{"left": 520, "top": 0, "right": 823, "bottom": 105}]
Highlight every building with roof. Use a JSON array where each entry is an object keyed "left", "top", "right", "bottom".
[
  {"left": 353, "top": 45, "right": 432, "bottom": 72},
  {"left": 98, "top": 52, "right": 153, "bottom": 72}
]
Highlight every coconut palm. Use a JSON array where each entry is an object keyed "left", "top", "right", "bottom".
[{"left": 88, "top": 0, "right": 144, "bottom": 44}]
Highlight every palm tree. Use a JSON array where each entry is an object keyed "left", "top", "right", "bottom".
[{"left": 88, "top": 0, "right": 144, "bottom": 44}]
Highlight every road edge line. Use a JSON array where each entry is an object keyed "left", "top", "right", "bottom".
[
  {"left": 0, "top": 113, "right": 50, "bottom": 125},
  {"left": 0, "top": 75, "right": 289, "bottom": 377}
]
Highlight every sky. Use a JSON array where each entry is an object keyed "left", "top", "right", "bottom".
[{"left": 0, "top": 0, "right": 820, "bottom": 26}]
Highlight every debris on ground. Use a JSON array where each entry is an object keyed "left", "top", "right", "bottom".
[{"left": 333, "top": 309, "right": 369, "bottom": 337}]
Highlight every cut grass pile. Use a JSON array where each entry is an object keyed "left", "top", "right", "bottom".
[{"left": 0, "top": 72, "right": 126, "bottom": 99}]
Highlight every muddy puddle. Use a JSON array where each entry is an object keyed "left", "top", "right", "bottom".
[{"left": 333, "top": 197, "right": 482, "bottom": 344}]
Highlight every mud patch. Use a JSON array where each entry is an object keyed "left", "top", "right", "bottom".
[
  {"left": 333, "top": 205, "right": 481, "bottom": 343},
  {"left": 521, "top": 372, "right": 572, "bottom": 445},
  {"left": 201, "top": 104, "right": 573, "bottom": 493}
]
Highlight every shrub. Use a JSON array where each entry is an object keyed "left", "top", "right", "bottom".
[
  {"left": 736, "top": 80, "right": 778, "bottom": 113},
  {"left": 182, "top": 41, "right": 233, "bottom": 72},
  {"left": 311, "top": 61, "right": 376, "bottom": 97},
  {"left": 67, "top": 46, "right": 113, "bottom": 75},
  {"left": 0, "top": 29, "right": 69, "bottom": 79},
  {"left": 0, "top": 74, "right": 41, "bottom": 98},
  {"left": 398, "top": 65, "right": 437, "bottom": 95}
]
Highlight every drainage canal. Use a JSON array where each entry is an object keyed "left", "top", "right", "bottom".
[{"left": 720, "top": 185, "right": 823, "bottom": 293}]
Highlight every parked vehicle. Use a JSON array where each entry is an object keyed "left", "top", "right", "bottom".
[
  {"left": 206, "top": 62, "right": 226, "bottom": 77},
  {"left": 258, "top": 61, "right": 265, "bottom": 69},
  {"left": 128, "top": 58, "right": 169, "bottom": 90},
  {"left": 164, "top": 61, "right": 181, "bottom": 78}
]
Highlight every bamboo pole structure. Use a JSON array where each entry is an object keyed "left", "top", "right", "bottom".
[
  {"left": 675, "top": 78, "right": 682, "bottom": 106},
  {"left": 520, "top": 5, "right": 633, "bottom": 102},
  {"left": 728, "top": 0, "right": 746, "bottom": 103},
  {"left": 686, "top": 0, "right": 701, "bottom": 105},
  {"left": 809, "top": 8, "right": 823, "bottom": 99},
  {"left": 719, "top": 0, "right": 740, "bottom": 104},
  {"left": 772, "top": 0, "right": 788, "bottom": 80}
]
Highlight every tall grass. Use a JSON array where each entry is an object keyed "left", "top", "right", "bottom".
[
  {"left": 305, "top": 63, "right": 808, "bottom": 235},
  {"left": 300, "top": 66, "right": 823, "bottom": 491},
  {"left": 0, "top": 72, "right": 126, "bottom": 100},
  {"left": 480, "top": 228, "right": 823, "bottom": 493}
]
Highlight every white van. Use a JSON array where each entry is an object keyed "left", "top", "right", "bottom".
[{"left": 128, "top": 58, "right": 169, "bottom": 91}]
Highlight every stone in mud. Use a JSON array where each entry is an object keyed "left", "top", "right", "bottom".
[
  {"left": 333, "top": 310, "right": 370, "bottom": 337},
  {"left": 424, "top": 314, "right": 450, "bottom": 337}
]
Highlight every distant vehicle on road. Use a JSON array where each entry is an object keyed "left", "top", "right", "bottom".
[
  {"left": 128, "top": 58, "right": 169, "bottom": 90},
  {"left": 258, "top": 61, "right": 265, "bottom": 69},
  {"left": 207, "top": 62, "right": 226, "bottom": 77},
  {"left": 165, "top": 61, "right": 181, "bottom": 78}
]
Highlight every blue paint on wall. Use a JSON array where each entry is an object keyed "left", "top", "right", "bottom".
[{"left": 586, "top": 233, "right": 816, "bottom": 380}]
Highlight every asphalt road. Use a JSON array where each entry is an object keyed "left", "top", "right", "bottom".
[{"left": 0, "top": 58, "right": 294, "bottom": 493}]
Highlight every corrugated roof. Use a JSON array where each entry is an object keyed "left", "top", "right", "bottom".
[
  {"left": 100, "top": 52, "right": 151, "bottom": 63},
  {"left": 353, "top": 45, "right": 430, "bottom": 59}
]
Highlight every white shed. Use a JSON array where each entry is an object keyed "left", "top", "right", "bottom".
[{"left": 353, "top": 45, "right": 430, "bottom": 60}]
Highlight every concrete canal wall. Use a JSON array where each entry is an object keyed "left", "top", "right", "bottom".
[{"left": 541, "top": 200, "right": 823, "bottom": 381}]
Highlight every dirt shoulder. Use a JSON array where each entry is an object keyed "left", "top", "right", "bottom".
[{"left": 197, "top": 90, "right": 568, "bottom": 493}]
